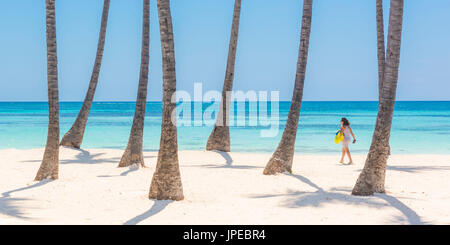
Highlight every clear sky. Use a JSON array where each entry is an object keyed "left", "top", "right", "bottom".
[{"left": 0, "top": 0, "right": 449, "bottom": 101}]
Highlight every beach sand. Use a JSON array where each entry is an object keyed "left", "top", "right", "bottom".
[{"left": 0, "top": 147, "right": 449, "bottom": 225}]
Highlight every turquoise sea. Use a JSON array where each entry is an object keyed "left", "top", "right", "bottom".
[{"left": 0, "top": 101, "right": 449, "bottom": 154}]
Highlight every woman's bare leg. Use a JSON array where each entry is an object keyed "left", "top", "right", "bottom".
[
  {"left": 340, "top": 148, "right": 345, "bottom": 163},
  {"left": 346, "top": 148, "right": 353, "bottom": 164}
]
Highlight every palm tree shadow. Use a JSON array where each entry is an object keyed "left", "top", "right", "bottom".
[
  {"left": 204, "top": 151, "right": 261, "bottom": 169},
  {"left": 386, "top": 165, "right": 450, "bottom": 173},
  {"left": 200, "top": 164, "right": 261, "bottom": 170},
  {"left": 123, "top": 200, "right": 172, "bottom": 225},
  {"left": 120, "top": 166, "right": 139, "bottom": 176},
  {"left": 0, "top": 179, "right": 53, "bottom": 220},
  {"left": 21, "top": 148, "right": 119, "bottom": 165},
  {"left": 375, "top": 193, "right": 424, "bottom": 225},
  {"left": 331, "top": 187, "right": 426, "bottom": 225},
  {"left": 98, "top": 165, "right": 140, "bottom": 178},
  {"left": 289, "top": 174, "right": 322, "bottom": 190},
  {"left": 61, "top": 148, "right": 118, "bottom": 164},
  {"left": 0, "top": 197, "right": 30, "bottom": 220},
  {"left": 2, "top": 179, "right": 53, "bottom": 198},
  {"left": 251, "top": 173, "right": 425, "bottom": 224},
  {"left": 211, "top": 150, "right": 233, "bottom": 166}
]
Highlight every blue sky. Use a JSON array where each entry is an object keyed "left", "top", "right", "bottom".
[{"left": 0, "top": 0, "right": 449, "bottom": 101}]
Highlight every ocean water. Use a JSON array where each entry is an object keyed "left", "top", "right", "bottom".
[{"left": 0, "top": 101, "right": 449, "bottom": 154}]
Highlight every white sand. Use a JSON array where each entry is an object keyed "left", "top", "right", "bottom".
[{"left": 0, "top": 147, "right": 449, "bottom": 225}]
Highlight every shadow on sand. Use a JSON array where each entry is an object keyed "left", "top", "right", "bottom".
[
  {"left": 211, "top": 150, "right": 233, "bottom": 166},
  {"left": 183, "top": 150, "right": 260, "bottom": 169},
  {"left": 250, "top": 173, "right": 426, "bottom": 225},
  {"left": 97, "top": 165, "right": 140, "bottom": 178},
  {"left": 387, "top": 165, "right": 450, "bottom": 173},
  {"left": 0, "top": 179, "right": 54, "bottom": 220},
  {"left": 21, "top": 148, "right": 119, "bottom": 165},
  {"left": 22, "top": 148, "right": 155, "bottom": 166},
  {"left": 123, "top": 200, "right": 172, "bottom": 225},
  {"left": 196, "top": 151, "right": 261, "bottom": 169},
  {"left": 199, "top": 164, "right": 261, "bottom": 170}
]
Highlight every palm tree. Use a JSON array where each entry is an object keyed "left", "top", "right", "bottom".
[
  {"left": 374, "top": 0, "right": 391, "bottom": 186},
  {"left": 206, "top": 0, "right": 242, "bottom": 152},
  {"left": 35, "top": 0, "right": 60, "bottom": 181},
  {"left": 148, "top": 0, "right": 184, "bottom": 200},
  {"left": 352, "top": 0, "right": 404, "bottom": 196},
  {"left": 60, "top": 0, "right": 111, "bottom": 149},
  {"left": 376, "top": 0, "right": 386, "bottom": 100},
  {"left": 263, "top": 0, "right": 313, "bottom": 175},
  {"left": 118, "top": 0, "right": 150, "bottom": 168}
]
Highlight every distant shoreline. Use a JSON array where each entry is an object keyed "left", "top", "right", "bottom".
[
  {"left": 1, "top": 100, "right": 450, "bottom": 103},
  {"left": 4, "top": 147, "right": 450, "bottom": 155},
  {"left": 1, "top": 101, "right": 449, "bottom": 154},
  {"left": 3, "top": 147, "right": 450, "bottom": 156}
]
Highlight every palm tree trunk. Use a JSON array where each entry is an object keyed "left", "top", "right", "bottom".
[
  {"left": 376, "top": 0, "right": 386, "bottom": 102},
  {"left": 60, "top": 0, "right": 110, "bottom": 149},
  {"left": 374, "top": 0, "right": 390, "bottom": 188},
  {"left": 352, "top": 0, "right": 404, "bottom": 196},
  {"left": 376, "top": 0, "right": 386, "bottom": 100},
  {"left": 263, "top": 0, "right": 313, "bottom": 175},
  {"left": 148, "top": 0, "right": 184, "bottom": 201},
  {"left": 118, "top": 0, "right": 150, "bottom": 168},
  {"left": 206, "top": 0, "right": 242, "bottom": 152},
  {"left": 35, "top": 0, "right": 59, "bottom": 181}
]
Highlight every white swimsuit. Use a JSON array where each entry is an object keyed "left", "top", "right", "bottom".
[{"left": 342, "top": 126, "right": 351, "bottom": 148}]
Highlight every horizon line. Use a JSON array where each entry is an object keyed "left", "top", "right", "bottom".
[{"left": 1, "top": 100, "right": 450, "bottom": 103}]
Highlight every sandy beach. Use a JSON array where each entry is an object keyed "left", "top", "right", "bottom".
[{"left": 0, "top": 147, "right": 448, "bottom": 225}]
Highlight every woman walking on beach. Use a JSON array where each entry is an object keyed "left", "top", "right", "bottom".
[{"left": 340, "top": 118, "right": 356, "bottom": 164}]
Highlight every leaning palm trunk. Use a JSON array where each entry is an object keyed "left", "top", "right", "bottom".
[
  {"left": 352, "top": 0, "right": 404, "bottom": 196},
  {"left": 118, "top": 0, "right": 150, "bottom": 168},
  {"left": 263, "top": 0, "right": 313, "bottom": 175},
  {"left": 148, "top": 0, "right": 184, "bottom": 200},
  {"left": 35, "top": 0, "right": 59, "bottom": 181},
  {"left": 60, "top": 0, "right": 110, "bottom": 149},
  {"left": 376, "top": 0, "right": 386, "bottom": 102},
  {"left": 206, "top": 0, "right": 242, "bottom": 152},
  {"left": 374, "top": 0, "right": 390, "bottom": 187}
]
